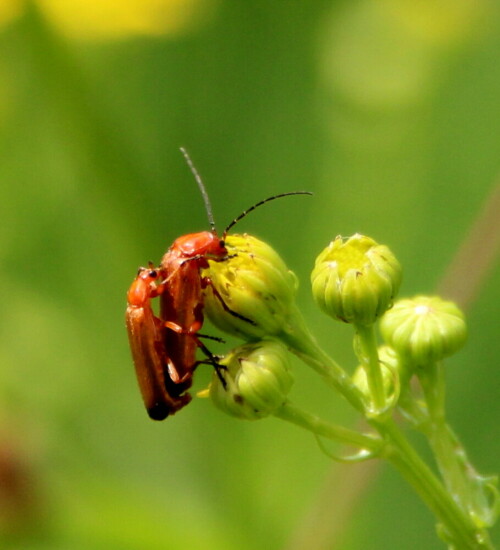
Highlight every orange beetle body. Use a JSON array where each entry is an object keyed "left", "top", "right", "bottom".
[{"left": 126, "top": 232, "right": 228, "bottom": 420}]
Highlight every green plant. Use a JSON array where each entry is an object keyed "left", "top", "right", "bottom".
[{"left": 204, "top": 233, "right": 498, "bottom": 549}]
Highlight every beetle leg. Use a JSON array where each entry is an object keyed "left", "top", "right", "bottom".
[
  {"left": 163, "top": 320, "right": 227, "bottom": 387},
  {"left": 197, "top": 333, "right": 225, "bottom": 343},
  {"left": 193, "top": 339, "right": 227, "bottom": 388},
  {"left": 209, "top": 253, "right": 237, "bottom": 262},
  {"left": 163, "top": 320, "right": 202, "bottom": 384},
  {"left": 164, "top": 320, "right": 203, "bottom": 335},
  {"left": 203, "top": 277, "right": 257, "bottom": 326}
]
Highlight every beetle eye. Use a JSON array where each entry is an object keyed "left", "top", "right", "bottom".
[
  {"left": 219, "top": 240, "right": 225, "bottom": 248},
  {"left": 149, "top": 270, "right": 157, "bottom": 278}
]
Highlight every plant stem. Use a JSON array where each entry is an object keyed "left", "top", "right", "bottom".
[
  {"left": 274, "top": 401, "right": 383, "bottom": 454},
  {"left": 354, "top": 324, "right": 385, "bottom": 412},
  {"left": 419, "top": 363, "right": 469, "bottom": 508},
  {"left": 278, "top": 307, "right": 496, "bottom": 546},
  {"left": 418, "top": 363, "right": 499, "bottom": 530},
  {"left": 280, "top": 306, "right": 366, "bottom": 413},
  {"left": 381, "top": 419, "right": 494, "bottom": 549}
]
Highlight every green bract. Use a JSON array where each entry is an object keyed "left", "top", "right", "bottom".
[
  {"left": 380, "top": 295, "right": 467, "bottom": 367},
  {"left": 311, "top": 234, "right": 402, "bottom": 326},
  {"left": 209, "top": 339, "right": 293, "bottom": 420},
  {"left": 204, "top": 234, "right": 299, "bottom": 340}
]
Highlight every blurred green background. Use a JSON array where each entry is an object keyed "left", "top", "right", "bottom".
[{"left": 0, "top": 1, "right": 498, "bottom": 549}]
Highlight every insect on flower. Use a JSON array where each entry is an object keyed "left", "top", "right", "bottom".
[{"left": 126, "top": 148, "right": 312, "bottom": 420}]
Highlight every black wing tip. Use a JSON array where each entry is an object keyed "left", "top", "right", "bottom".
[{"left": 147, "top": 403, "right": 171, "bottom": 421}]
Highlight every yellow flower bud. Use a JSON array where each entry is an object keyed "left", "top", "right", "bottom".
[
  {"left": 205, "top": 234, "right": 299, "bottom": 340},
  {"left": 311, "top": 234, "right": 402, "bottom": 326}
]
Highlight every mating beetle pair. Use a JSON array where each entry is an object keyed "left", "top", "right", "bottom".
[{"left": 126, "top": 149, "right": 311, "bottom": 420}]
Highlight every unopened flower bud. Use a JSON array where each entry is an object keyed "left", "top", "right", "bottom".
[
  {"left": 210, "top": 339, "right": 293, "bottom": 420},
  {"left": 311, "top": 234, "right": 402, "bottom": 326},
  {"left": 205, "top": 234, "right": 299, "bottom": 340},
  {"left": 380, "top": 296, "right": 467, "bottom": 367}
]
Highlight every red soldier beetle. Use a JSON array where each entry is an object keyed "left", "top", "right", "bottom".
[
  {"left": 126, "top": 148, "right": 312, "bottom": 420},
  {"left": 126, "top": 265, "right": 192, "bottom": 419}
]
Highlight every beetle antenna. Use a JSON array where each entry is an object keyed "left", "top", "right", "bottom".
[
  {"left": 180, "top": 147, "right": 217, "bottom": 233},
  {"left": 223, "top": 191, "right": 313, "bottom": 236}
]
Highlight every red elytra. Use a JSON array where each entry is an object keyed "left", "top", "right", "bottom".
[
  {"left": 126, "top": 149, "right": 312, "bottom": 420},
  {"left": 126, "top": 267, "right": 189, "bottom": 420}
]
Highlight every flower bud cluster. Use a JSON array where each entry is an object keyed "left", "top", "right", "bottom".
[{"left": 204, "top": 234, "right": 298, "bottom": 419}]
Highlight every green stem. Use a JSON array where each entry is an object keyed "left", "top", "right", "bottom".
[
  {"left": 274, "top": 401, "right": 382, "bottom": 454},
  {"left": 381, "top": 419, "right": 494, "bottom": 549},
  {"left": 277, "top": 400, "right": 493, "bottom": 547},
  {"left": 419, "top": 363, "right": 469, "bottom": 507},
  {"left": 280, "top": 306, "right": 366, "bottom": 413},
  {"left": 418, "top": 364, "right": 498, "bottom": 529},
  {"left": 278, "top": 307, "right": 496, "bottom": 546},
  {"left": 354, "top": 324, "right": 385, "bottom": 412}
]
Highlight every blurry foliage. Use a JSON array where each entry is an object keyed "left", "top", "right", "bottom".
[
  {"left": 0, "top": 1, "right": 498, "bottom": 549},
  {"left": 0, "top": 0, "right": 216, "bottom": 39}
]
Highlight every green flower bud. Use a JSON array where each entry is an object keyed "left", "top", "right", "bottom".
[
  {"left": 311, "top": 234, "right": 402, "bottom": 326},
  {"left": 352, "top": 345, "right": 400, "bottom": 398},
  {"left": 210, "top": 339, "right": 293, "bottom": 420},
  {"left": 379, "top": 296, "right": 467, "bottom": 367},
  {"left": 205, "top": 234, "right": 299, "bottom": 340}
]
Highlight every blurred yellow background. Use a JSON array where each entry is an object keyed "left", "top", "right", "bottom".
[{"left": 0, "top": 1, "right": 498, "bottom": 548}]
